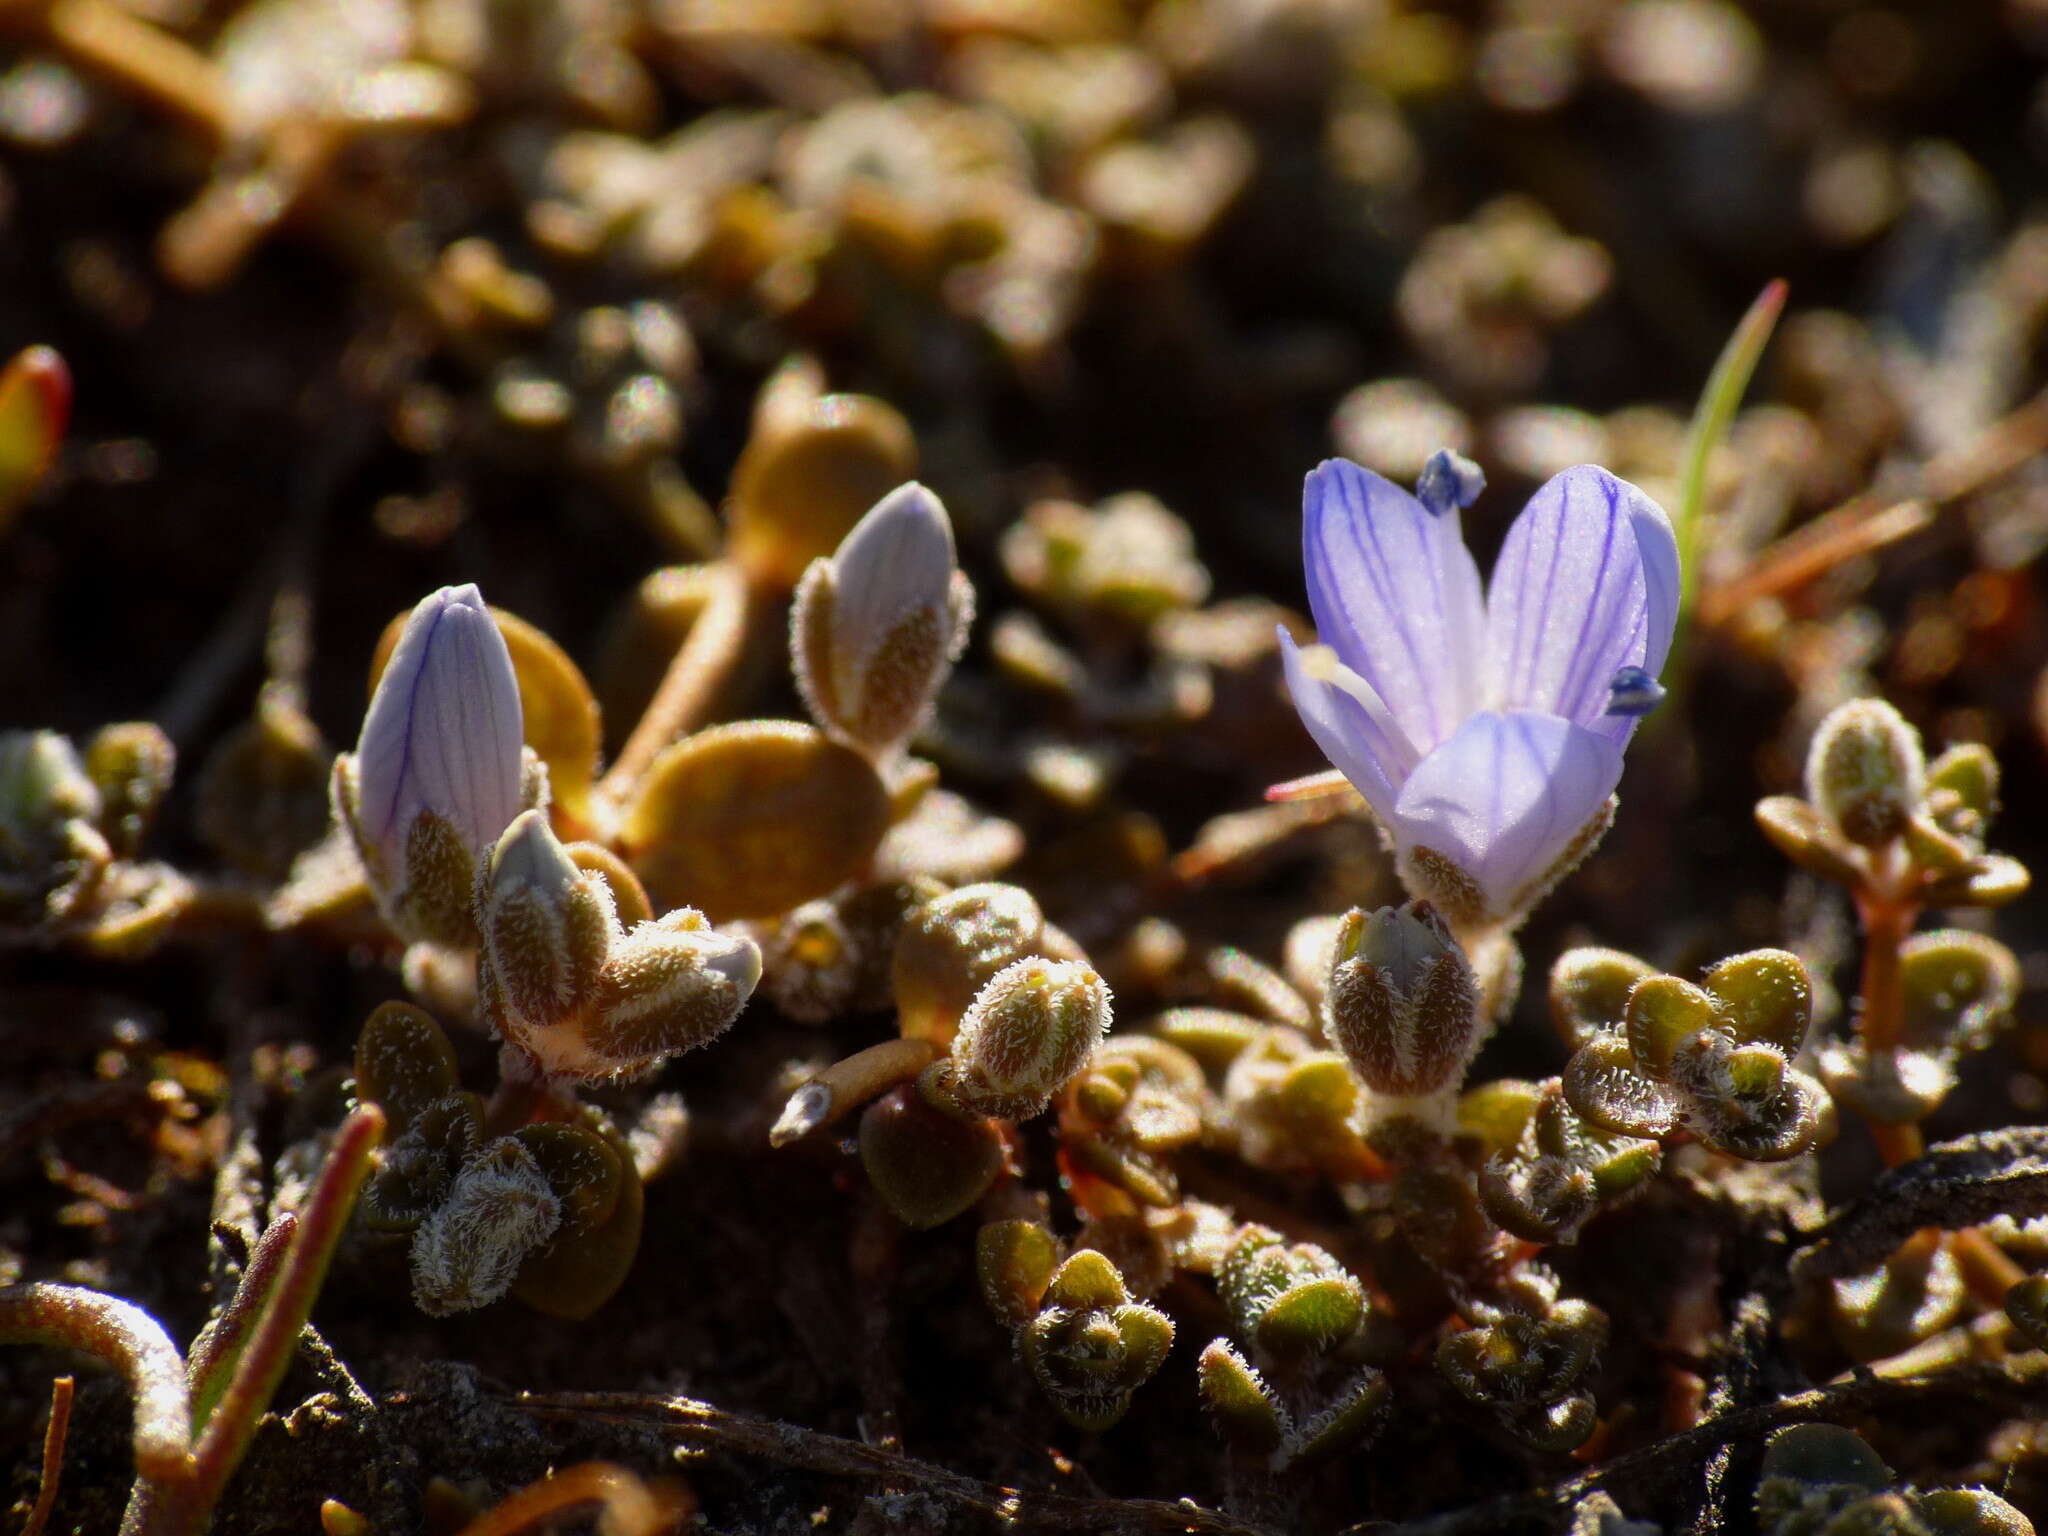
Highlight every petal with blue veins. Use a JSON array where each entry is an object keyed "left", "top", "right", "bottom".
[
  {"left": 1484, "top": 466, "right": 1675, "bottom": 733},
  {"left": 1389, "top": 709, "right": 1624, "bottom": 921},
  {"left": 1303, "top": 458, "right": 1486, "bottom": 755}
]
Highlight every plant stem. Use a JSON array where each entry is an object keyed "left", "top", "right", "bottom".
[
  {"left": 185, "top": 1211, "right": 298, "bottom": 1432},
  {"left": 0, "top": 1283, "right": 192, "bottom": 1484},
  {"left": 596, "top": 562, "right": 753, "bottom": 815},
  {"left": 770, "top": 1037, "right": 942, "bottom": 1147},
  {"left": 1853, "top": 890, "right": 1914, "bottom": 1071},
  {"left": 141, "top": 1105, "right": 383, "bottom": 1536},
  {"left": 24, "top": 1374, "right": 76, "bottom": 1536}
]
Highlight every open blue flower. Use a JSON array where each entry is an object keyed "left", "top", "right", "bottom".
[{"left": 1280, "top": 456, "right": 1678, "bottom": 926}]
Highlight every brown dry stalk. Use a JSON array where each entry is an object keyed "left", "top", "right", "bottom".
[
  {"left": 513, "top": 1390, "right": 1272, "bottom": 1536},
  {"left": 1699, "top": 385, "right": 2048, "bottom": 627}
]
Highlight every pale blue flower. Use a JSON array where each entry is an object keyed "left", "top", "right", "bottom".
[
  {"left": 1280, "top": 457, "right": 1678, "bottom": 925},
  {"left": 337, "top": 584, "right": 527, "bottom": 945}
]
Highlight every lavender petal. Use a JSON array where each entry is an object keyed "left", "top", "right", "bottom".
[
  {"left": 1303, "top": 458, "right": 1486, "bottom": 755},
  {"left": 1483, "top": 466, "right": 1670, "bottom": 732},
  {"left": 1278, "top": 627, "right": 1409, "bottom": 821},
  {"left": 1388, "top": 708, "right": 1624, "bottom": 919},
  {"left": 356, "top": 584, "right": 525, "bottom": 861}
]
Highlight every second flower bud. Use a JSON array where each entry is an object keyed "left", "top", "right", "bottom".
[
  {"left": 478, "top": 810, "right": 761, "bottom": 1082},
  {"left": 1323, "top": 901, "right": 1482, "bottom": 1105}
]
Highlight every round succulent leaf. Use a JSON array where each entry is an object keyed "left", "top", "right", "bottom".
[
  {"left": 1109, "top": 1301, "right": 1176, "bottom": 1379},
  {"left": 1580, "top": 1128, "right": 1661, "bottom": 1201},
  {"left": 509, "top": 1117, "right": 644, "bottom": 1320},
  {"left": 728, "top": 383, "right": 919, "bottom": 591},
  {"left": 2004, "top": 1273, "right": 2048, "bottom": 1352},
  {"left": 621, "top": 722, "right": 891, "bottom": 921},
  {"left": 1044, "top": 1248, "right": 1131, "bottom": 1311},
  {"left": 892, "top": 882, "right": 1046, "bottom": 1047},
  {"left": 1085, "top": 1129, "right": 1183, "bottom": 1206},
  {"left": 1831, "top": 1238, "right": 1968, "bottom": 1364},
  {"left": 1457, "top": 1077, "right": 1545, "bottom": 1157},
  {"left": 565, "top": 840, "right": 654, "bottom": 926},
  {"left": 1276, "top": 1053, "right": 1360, "bottom": 1133},
  {"left": 1758, "top": 1424, "right": 1892, "bottom": 1494},
  {"left": 1563, "top": 1034, "right": 1682, "bottom": 1139},
  {"left": 510, "top": 1120, "right": 627, "bottom": 1235},
  {"left": 1912, "top": 1489, "right": 2035, "bottom": 1536},
  {"left": 976, "top": 1219, "right": 1058, "bottom": 1327},
  {"left": 858, "top": 1085, "right": 1005, "bottom": 1230},
  {"left": 1718, "top": 1040, "right": 1791, "bottom": 1102},
  {"left": 1753, "top": 795, "right": 1863, "bottom": 887},
  {"left": 1905, "top": 814, "right": 1979, "bottom": 877},
  {"left": 1923, "top": 743, "right": 1998, "bottom": 843},
  {"left": 354, "top": 1001, "right": 459, "bottom": 1131},
  {"left": 1817, "top": 1039, "right": 1951, "bottom": 1127},
  {"left": 1624, "top": 977, "right": 1718, "bottom": 1077},
  {"left": 1285, "top": 1366, "right": 1390, "bottom": 1467},
  {"left": 1196, "top": 1338, "right": 1286, "bottom": 1453},
  {"left": 1700, "top": 949, "right": 1812, "bottom": 1052},
  {"left": 1549, "top": 947, "right": 1655, "bottom": 1051},
  {"left": 1898, "top": 930, "right": 2020, "bottom": 1055},
  {"left": 1148, "top": 1007, "right": 1265, "bottom": 1076},
  {"left": 1511, "top": 1392, "right": 1598, "bottom": 1453},
  {"left": 1479, "top": 1153, "right": 1599, "bottom": 1245},
  {"left": 1254, "top": 1275, "right": 1366, "bottom": 1356},
  {"left": 1920, "top": 854, "right": 2030, "bottom": 910}
]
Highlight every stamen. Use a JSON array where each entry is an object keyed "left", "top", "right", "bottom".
[
  {"left": 1604, "top": 666, "right": 1666, "bottom": 717},
  {"left": 1415, "top": 448, "right": 1485, "bottom": 517}
]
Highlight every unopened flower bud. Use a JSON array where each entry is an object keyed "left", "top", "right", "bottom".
[
  {"left": 1805, "top": 698, "right": 1924, "bottom": 848},
  {"left": 478, "top": 809, "right": 760, "bottom": 1081},
  {"left": 335, "top": 584, "right": 530, "bottom": 945},
  {"left": 892, "top": 881, "right": 1056, "bottom": 1045},
  {"left": 584, "top": 911, "right": 761, "bottom": 1070},
  {"left": 1324, "top": 902, "right": 1481, "bottom": 1101},
  {"left": 478, "top": 810, "right": 614, "bottom": 1048},
  {"left": 792, "top": 482, "right": 973, "bottom": 761},
  {"left": 940, "top": 957, "right": 1111, "bottom": 1120}
]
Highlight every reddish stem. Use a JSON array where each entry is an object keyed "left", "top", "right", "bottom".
[{"left": 24, "top": 1374, "right": 76, "bottom": 1536}]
